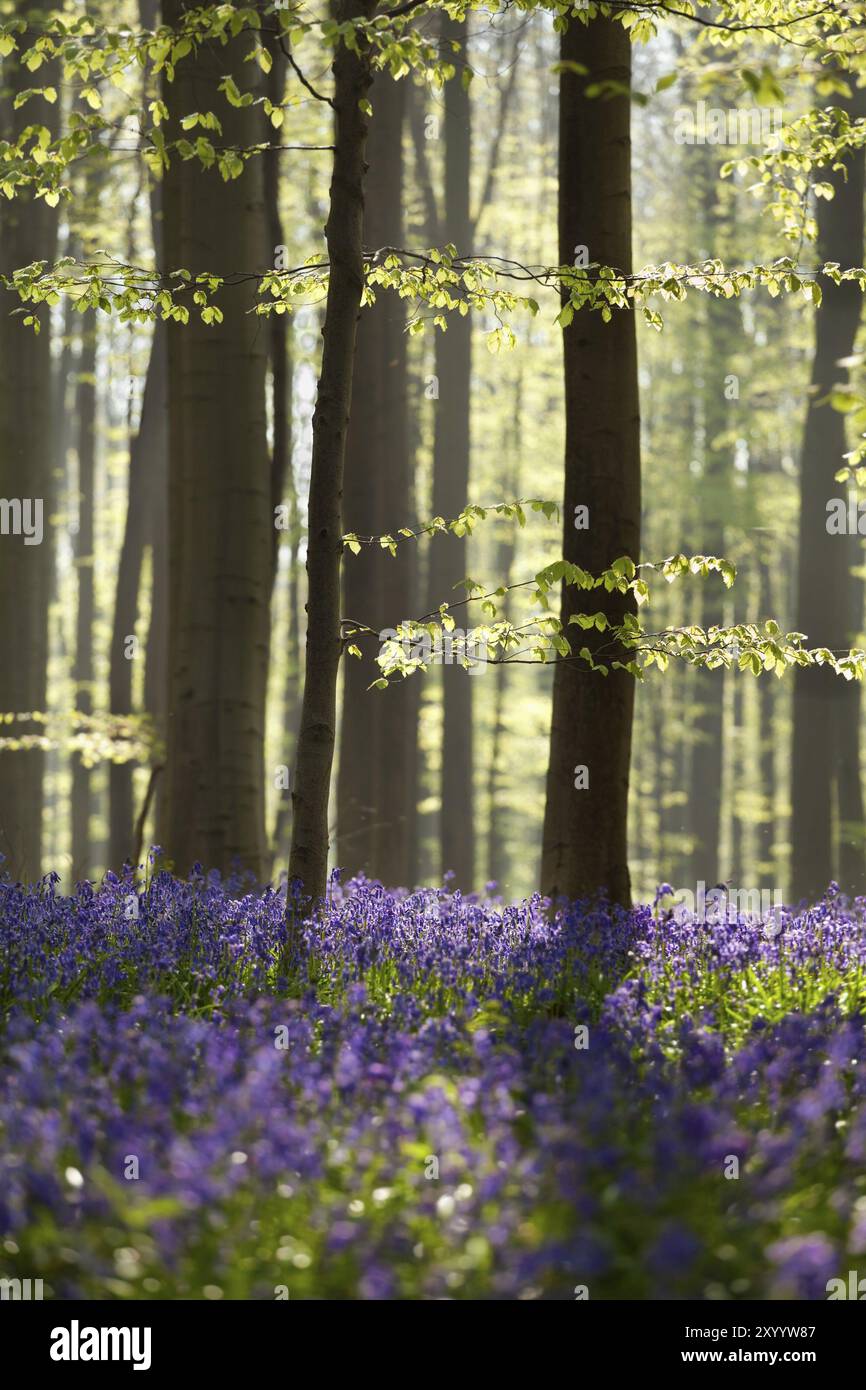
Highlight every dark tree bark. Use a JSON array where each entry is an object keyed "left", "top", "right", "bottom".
[
  {"left": 337, "top": 71, "right": 416, "bottom": 888},
  {"left": 0, "top": 18, "right": 59, "bottom": 882},
  {"left": 791, "top": 81, "right": 866, "bottom": 903},
  {"left": 288, "top": 1, "right": 378, "bottom": 907},
  {"left": 540, "top": 14, "right": 640, "bottom": 906},
  {"left": 427, "top": 13, "right": 475, "bottom": 890},
  {"left": 160, "top": 0, "right": 271, "bottom": 879},
  {"left": 71, "top": 326, "right": 97, "bottom": 879}
]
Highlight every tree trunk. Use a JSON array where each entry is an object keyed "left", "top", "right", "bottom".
[
  {"left": 143, "top": 167, "right": 169, "bottom": 848},
  {"left": 791, "top": 81, "right": 866, "bottom": 903},
  {"left": 0, "top": 18, "right": 59, "bottom": 882},
  {"left": 109, "top": 322, "right": 167, "bottom": 868},
  {"left": 265, "top": 42, "right": 294, "bottom": 593},
  {"left": 263, "top": 42, "right": 302, "bottom": 875},
  {"left": 337, "top": 71, "right": 416, "bottom": 888},
  {"left": 688, "top": 268, "right": 739, "bottom": 885},
  {"left": 288, "top": 1, "right": 377, "bottom": 907},
  {"left": 71, "top": 326, "right": 97, "bottom": 879},
  {"left": 758, "top": 558, "right": 776, "bottom": 873},
  {"left": 160, "top": 0, "right": 271, "bottom": 879},
  {"left": 427, "top": 14, "right": 475, "bottom": 890},
  {"left": 486, "top": 374, "right": 521, "bottom": 890},
  {"left": 540, "top": 14, "right": 640, "bottom": 906}
]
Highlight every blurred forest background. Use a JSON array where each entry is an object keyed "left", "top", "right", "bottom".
[{"left": 0, "top": 0, "right": 864, "bottom": 906}]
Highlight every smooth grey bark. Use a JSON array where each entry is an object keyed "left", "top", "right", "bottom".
[
  {"left": 160, "top": 0, "right": 271, "bottom": 879},
  {"left": 0, "top": 19, "right": 59, "bottom": 882},
  {"left": 336, "top": 71, "right": 416, "bottom": 888},
  {"left": 540, "top": 14, "right": 640, "bottom": 906}
]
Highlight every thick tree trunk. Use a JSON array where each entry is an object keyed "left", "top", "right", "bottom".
[
  {"left": 540, "top": 15, "right": 640, "bottom": 906},
  {"left": 160, "top": 0, "right": 271, "bottom": 879},
  {"left": 337, "top": 72, "right": 415, "bottom": 888},
  {"left": 71, "top": 327, "right": 97, "bottom": 879},
  {"left": 288, "top": 2, "right": 377, "bottom": 907},
  {"left": 0, "top": 21, "right": 59, "bottom": 882},
  {"left": 428, "top": 14, "right": 475, "bottom": 890},
  {"left": 791, "top": 82, "right": 866, "bottom": 903}
]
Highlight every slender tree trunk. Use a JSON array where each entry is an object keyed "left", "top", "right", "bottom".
[
  {"left": 428, "top": 14, "right": 475, "bottom": 890},
  {"left": 486, "top": 375, "right": 521, "bottom": 889},
  {"left": 288, "top": 2, "right": 377, "bottom": 907},
  {"left": 791, "top": 81, "right": 866, "bottom": 903},
  {"left": 758, "top": 558, "right": 776, "bottom": 872},
  {"left": 160, "top": 0, "right": 271, "bottom": 879},
  {"left": 835, "top": 532, "right": 866, "bottom": 892},
  {"left": 266, "top": 43, "right": 293, "bottom": 592},
  {"left": 0, "top": 19, "right": 59, "bottom": 882},
  {"left": 540, "top": 14, "right": 640, "bottom": 906},
  {"left": 109, "top": 322, "right": 167, "bottom": 867},
  {"left": 71, "top": 326, "right": 97, "bottom": 879},
  {"left": 263, "top": 43, "right": 302, "bottom": 874},
  {"left": 687, "top": 162, "right": 739, "bottom": 888},
  {"left": 143, "top": 170, "right": 169, "bottom": 846}
]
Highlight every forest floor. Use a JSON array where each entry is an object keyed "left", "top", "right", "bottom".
[{"left": 1, "top": 870, "right": 864, "bottom": 1299}]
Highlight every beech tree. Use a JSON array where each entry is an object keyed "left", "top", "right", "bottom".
[
  {"left": 159, "top": 0, "right": 272, "bottom": 879},
  {"left": 539, "top": 11, "right": 640, "bottom": 905},
  {"left": 336, "top": 66, "right": 415, "bottom": 887},
  {"left": 0, "top": 7, "right": 59, "bottom": 881}
]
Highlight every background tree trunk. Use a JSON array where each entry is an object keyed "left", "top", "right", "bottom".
[
  {"left": 109, "top": 322, "right": 167, "bottom": 868},
  {"left": 71, "top": 325, "right": 97, "bottom": 879},
  {"left": 427, "top": 13, "right": 475, "bottom": 890},
  {"left": 540, "top": 13, "right": 640, "bottom": 906},
  {"left": 263, "top": 41, "right": 302, "bottom": 875},
  {"left": 687, "top": 166, "right": 739, "bottom": 889}
]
